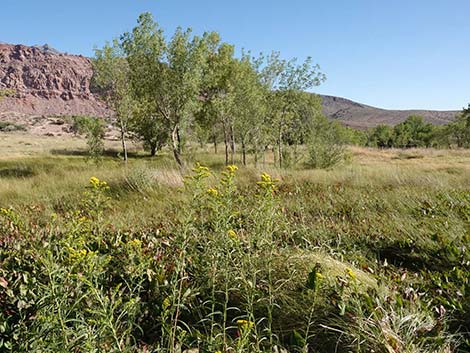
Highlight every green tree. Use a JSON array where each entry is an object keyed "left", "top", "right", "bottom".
[
  {"left": 259, "top": 52, "right": 325, "bottom": 168},
  {"left": 307, "top": 119, "right": 347, "bottom": 169},
  {"left": 73, "top": 116, "right": 105, "bottom": 161},
  {"left": 445, "top": 105, "right": 470, "bottom": 147},
  {"left": 197, "top": 38, "right": 238, "bottom": 164},
  {"left": 232, "top": 54, "right": 267, "bottom": 166},
  {"left": 93, "top": 40, "right": 133, "bottom": 161},
  {"left": 368, "top": 124, "right": 394, "bottom": 148},
  {"left": 122, "top": 13, "right": 208, "bottom": 167},
  {"left": 393, "top": 115, "right": 434, "bottom": 148}
]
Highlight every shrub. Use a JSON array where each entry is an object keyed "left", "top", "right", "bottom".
[
  {"left": 70, "top": 116, "right": 105, "bottom": 161},
  {"left": 0, "top": 121, "right": 26, "bottom": 132},
  {"left": 307, "top": 134, "right": 346, "bottom": 169}
]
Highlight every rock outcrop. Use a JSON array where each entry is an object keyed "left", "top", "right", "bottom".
[{"left": 0, "top": 43, "right": 108, "bottom": 118}]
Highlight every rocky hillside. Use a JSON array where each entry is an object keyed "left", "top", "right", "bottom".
[
  {"left": 0, "top": 43, "right": 108, "bottom": 120},
  {"left": 0, "top": 42, "right": 461, "bottom": 134},
  {"left": 320, "top": 95, "right": 459, "bottom": 129}
]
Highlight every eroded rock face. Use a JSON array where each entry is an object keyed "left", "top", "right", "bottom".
[{"left": 0, "top": 43, "right": 108, "bottom": 117}]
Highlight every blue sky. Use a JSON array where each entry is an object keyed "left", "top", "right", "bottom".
[{"left": 1, "top": 0, "right": 469, "bottom": 110}]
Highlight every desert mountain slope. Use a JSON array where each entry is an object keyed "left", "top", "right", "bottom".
[{"left": 320, "top": 94, "right": 459, "bottom": 129}]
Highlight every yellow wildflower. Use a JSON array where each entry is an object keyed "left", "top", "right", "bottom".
[
  {"left": 89, "top": 176, "right": 109, "bottom": 190},
  {"left": 226, "top": 165, "right": 238, "bottom": 173},
  {"left": 346, "top": 267, "right": 356, "bottom": 279},
  {"left": 127, "top": 239, "right": 142, "bottom": 247},
  {"left": 207, "top": 188, "right": 219, "bottom": 197},
  {"left": 89, "top": 176, "right": 100, "bottom": 187},
  {"left": 236, "top": 319, "right": 254, "bottom": 330},
  {"left": 227, "top": 229, "right": 237, "bottom": 240},
  {"left": 192, "top": 162, "right": 210, "bottom": 173},
  {"left": 316, "top": 272, "right": 324, "bottom": 280},
  {"left": 162, "top": 297, "right": 171, "bottom": 310},
  {"left": 257, "top": 172, "right": 278, "bottom": 190},
  {"left": 68, "top": 248, "right": 89, "bottom": 261}
]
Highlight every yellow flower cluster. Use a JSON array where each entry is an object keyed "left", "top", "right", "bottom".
[
  {"left": 226, "top": 165, "right": 238, "bottom": 174},
  {"left": 236, "top": 319, "right": 254, "bottom": 330},
  {"left": 89, "top": 176, "right": 109, "bottom": 190},
  {"left": 346, "top": 267, "right": 356, "bottom": 279},
  {"left": 68, "top": 247, "right": 95, "bottom": 261},
  {"left": 162, "top": 297, "right": 171, "bottom": 310},
  {"left": 227, "top": 229, "right": 237, "bottom": 240},
  {"left": 257, "top": 173, "right": 278, "bottom": 190},
  {"left": 127, "top": 239, "right": 142, "bottom": 247},
  {"left": 207, "top": 188, "right": 219, "bottom": 197},
  {"left": 191, "top": 163, "right": 211, "bottom": 179}
]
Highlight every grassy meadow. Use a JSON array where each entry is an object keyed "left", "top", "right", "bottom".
[{"left": 0, "top": 132, "right": 469, "bottom": 352}]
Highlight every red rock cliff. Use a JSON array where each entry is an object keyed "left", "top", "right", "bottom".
[{"left": 0, "top": 43, "right": 108, "bottom": 117}]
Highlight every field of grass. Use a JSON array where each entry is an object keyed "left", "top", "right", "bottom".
[{"left": 0, "top": 133, "right": 469, "bottom": 352}]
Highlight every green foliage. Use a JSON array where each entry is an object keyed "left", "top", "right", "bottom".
[
  {"left": 443, "top": 105, "right": 470, "bottom": 148},
  {"left": 368, "top": 124, "right": 394, "bottom": 148},
  {"left": 120, "top": 13, "right": 209, "bottom": 165},
  {"left": 393, "top": 115, "right": 435, "bottom": 148},
  {"left": 71, "top": 116, "right": 105, "bottom": 160},
  {"left": 1, "top": 158, "right": 468, "bottom": 352},
  {"left": 96, "top": 13, "right": 331, "bottom": 167},
  {"left": 367, "top": 111, "right": 470, "bottom": 149},
  {"left": 0, "top": 121, "right": 26, "bottom": 132},
  {"left": 0, "top": 88, "right": 16, "bottom": 99},
  {"left": 258, "top": 52, "right": 326, "bottom": 168},
  {"left": 307, "top": 119, "right": 348, "bottom": 169},
  {"left": 93, "top": 39, "right": 133, "bottom": 161}
]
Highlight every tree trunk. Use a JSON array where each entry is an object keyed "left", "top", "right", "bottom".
[
  {"left": 229, "top": 123, "right": 235, "bottom": 165},
  {"left": 273, "top": 145, "right": 277, "bottom": 167},
  {"left": 213, "top": 134, "right": 218, "bottom": 154},
  {"left": 223, "top": 122, "right": 229, "bottom": 165},
  {"left": 150, "top": 144, "right": 157, "bottom": 157},
  {"left": 241, "top": 139, "right": 246, "bottom": 166},
  {"left": 171, "top": 124, "right": 183, "bottom": 168},
  {"left": 278, "top": 126, "right": 283, "bottom": 169},
  {"left": 120, "top": 119, "right": 128, "bottom": 163},
  {"left": 263, "top": 146, "right": 266, "bottom": 167}
]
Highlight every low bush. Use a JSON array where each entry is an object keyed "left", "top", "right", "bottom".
[{"left": 0, "top": 121, "right": 26, "bottom": 132}]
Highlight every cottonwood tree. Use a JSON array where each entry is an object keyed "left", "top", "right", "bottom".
[
  {"left": 259, "top": 52, "right": 325, "bottom": 168},
  {"left": 198, "top": 39, "right": 238, "bottom": 164},
  {"left": 93, "top": 40, "right": 132, "bottom": 161},
  {"left": 200, "top": 46, "right": 267, "bottom": 165},
  {"left": 121, "top": 13, "right": 209, "bottom": 167},
  {"left": 232, "top": 54, "right": 267, "bottom": 165},
  {"left": 194, "top": 32, "right": 226, "bottom": 154},
  {"left": 445, "top": 105, "right": 470, "bottom": 148}
]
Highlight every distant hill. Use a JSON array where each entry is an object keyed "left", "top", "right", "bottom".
[
  {"left": 320, "top": 94, "right": 459, "bottom": 129},
  {"left": 0, "top": 42, "right": 461, "bottom": 134}
]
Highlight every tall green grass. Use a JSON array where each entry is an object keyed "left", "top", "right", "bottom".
[{"left": 0, "top": 146, "right": 469, "bottom": 352}]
